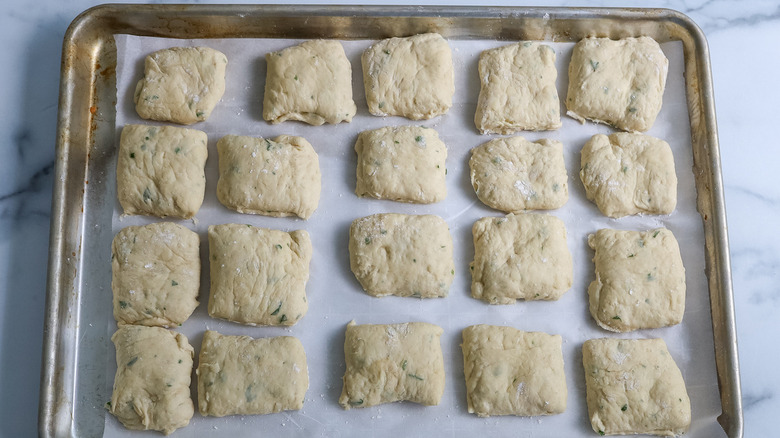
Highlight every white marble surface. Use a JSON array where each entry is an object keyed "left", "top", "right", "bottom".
[{"left": 0, "top": 0, "right": 775, "bottom": 436}]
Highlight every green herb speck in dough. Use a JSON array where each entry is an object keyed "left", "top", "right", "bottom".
[
  {"left": 612, "top": 315, "right": 621, "bottom": 320},
  {"left": 279, "top": 314, "right": 288, "bottom": 324},
  {"left": 590, "top": 60, "right": 599, "bottom": 71},
  {"left": 407, "top": 373, "right": 424, "bottom": 381},
  {"left": 119, "top": 301, "right": 129, "bottom": 309},
  {"left": 275, "top": 244, "right": 283, "bottom": 250},
  {"left": 621, "top": 404, "right": 628, "bottom": 411},
  {"left": 174, "top": 147, "right": 181, "bottom": 154},
  {"left": 271, "top": 302, "right": 282, "bottom": 316},
  {"left": 349, "top": 399, "right": 364, "bottom": 406},
  {"left": 383, "top": 49, "right": 390, "bottom": 55},
  {"left": 196, "top": 110, "right": 204, "bottom": 117},
  {"left": 245, "top": 384, "right": 256, "bottom": 402},
  {"left": 142, "top": 188, "right": 152, "bottom": 203},
  {"left": 653, "top": 230, "right": 660, "bottom": 238},
  {"left": 171, "top": 280, "right": 178, "bottom": 286},
  {"left": 364, "top": 237, "right": 372, "bottom": 245},
  {"left": 127, "top": 357, "right": 138, "bottom": 367},
  {"left": 401, "top": 360, "right": 407, "bottom": 370},
  {"left": 129, "top": 152, "right": 135, "bottom": 159},
  {"left": 294, "top": 75, "right": 298, "bottom": 81}
]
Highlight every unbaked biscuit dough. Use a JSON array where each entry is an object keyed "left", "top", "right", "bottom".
[
  {"left": 116, "top": 124, "right": 208, "bottom": 218},
  {"left": 471, "top": 213, "right": 573, "bottom": 304},
  {"left": 582, "top": 338, "right": 691, "bottom": 436},
  {"left": 349, "top": 213, "right": 454, "bottom": 298},
  {"left": 109, "top": 326, "right": 194, "bottom": 435},
  {"left": 134, "top": 46, "right": 227, "bottom": 125},
  {"left": 580, "top": 132, "right": 677, "bottom": 218},
  {"left": 197, "top": 331, "right": 309, "bottom": 417},
  {"left": 362, "top": 33, "right": 454, "bottom": 120},
  {"left": 355, "top": 126, "right": 447, "bottom": 203},
  {"left": 111, "top": 222, "right": 199, "bottom": 327},
  {"left": 208, "top": 224, "right": 311, "bottom": 326},
  {"left": 339, "top": 321, "right": 445, "bottom": 409},
  {"left": 587, "top": 228, "right": 685, "bottom": 332},
  {"left": 461, "top": 325, "right": 567, "bottom": 417},
  {"left": 263, "top": 40, "right": 356, "bottom": 125},
  {"left": 566, "top": 36, "right": 669, "bottom": 132},
  {"left": 216, "top": 134, "right": 321, "bottom": 219},
  {"left": 469, "top": 136, "right": 568, "bottom": 212},
  {"left": 475, "top": 42, "right": 561, "bottom": 134}
]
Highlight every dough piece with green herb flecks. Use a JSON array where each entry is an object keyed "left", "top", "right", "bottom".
[
  {"left": 469, "top": 136, "right": 567, "bottom": 212},
  {"left": 355, "top": 126, "right": 447, "bottom": 203},
  {"left": 208, "top": 224, "right": 311, "bottom": 326},
  {"left": 264, "top": 40, "right": 356, "bottom": 125},
  {"left": 109, "top": 326, "right": 194, "bottom": 435},
  {"left": 475, "top": 42, "right": 561, "bottom": 134},
  {"left": 216, "top": 134, "right": 321, "bottom": 219},
  {"left": 362, "top": 33, "right": 454, "bottom": 120},
  {"left": 339, "top": 321, "right": 445, "bottom": 409},
  {"left": 566, "top": 37, "right": 668, "bottom": 132},
  {"left": 587, "top": 228, "right": 685, "bottom": 332},
  {"left": 349, "top": 213, "right": 454, "bottom": 298},
  {"left": 116, "top": 124, "right": 208, "bottom": 219},
  {"left": 462, "top": 325, "right": 567, "bottom": 417},
  {"left": 111, "top": 222, "right": 199, "bottom": 327},
  {"left": 470, "top": 213, "right": 573, "bottom": 304},
  {"left": 197, "top": 331, "right": 308, "bottom": 417},
  {"left": 582, "top": 338, "right": 691, "bottom": 436},
  {"left": 580, "top": 133, "right": 677, "bottom": 218},
  {"left": 134, "top": 46, "right": 227, "bottom": 125}
]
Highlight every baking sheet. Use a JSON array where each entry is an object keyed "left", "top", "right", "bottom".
[{"left": 98, "top": 34, "right": 723, "bottom": 437}]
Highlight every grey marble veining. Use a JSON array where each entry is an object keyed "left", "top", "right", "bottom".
[{"left": 1, "top": 0, "right": 777, "bottom": 436}]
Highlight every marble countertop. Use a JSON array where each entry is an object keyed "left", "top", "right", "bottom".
[{"left": 0, "top": 0, "right": 775, "bottom": 436}]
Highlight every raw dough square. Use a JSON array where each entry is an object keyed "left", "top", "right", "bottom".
[
  {"left": 109, "top": 326, "right": 194, "bottom": 435},
  {"left": 469, "top": 136, "right": 568, "bottom": 212},
  {"left": 116, "top": 124, "right": 208, "bottom": 219},
  {"left": 461, "top": 325, "right": 567, "bottom": 417},
  {"left": 197, "top": 330, "right": 309, "bottom": 417},
  {"left": 134, "top": 46, "right": 227, "bottom": 125},
  {"left": 263, "top": 40, "right": 356, "bottom": 125},
  {"left": 339, "top": 321, "right": 445, "bottom": 409},
  {"left": 216, "top": 134, "right": 321, "bottom": 219},
  {"left": 587, "top": 228, "right": 685, "bottom": 332},
  {"left": 470, "top": 213, "right": 573, "bottom": 304},
  {"left": 580, "top": 133, "right": 677, "bottom": 218},
  {"left": 349, "top": 213, "right": 454, "bottom": 298},
  {"left": 208, "top": 223, "right": 312, "bottom": 326},
  {"left": 475, "top": 42, "right": 561, "bottom": 134},
  {"left": 566, "top": 36, "right": 669, "bottom": 132},
  {"left": 355, "top": 126, "right": 447, "bottom": 203},
  {"left": 111, "top": 222, "right": 200, "bottom": 327},
  {"left": 582, "top": 338, "right": 691, "bottom": 436},
  {"left": 362, "top": 33, "right": 454, "bottom": 120}
]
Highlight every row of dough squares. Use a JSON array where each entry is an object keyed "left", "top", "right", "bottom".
[
  {"left": 108, "top": 324, "right": 691, "bottom": 437},
  {"left": 133, "top": 35, "right": 668, "bottom": 133},
  {"left": 113, "top": 216, "right": 685, "bottom": 333},
  {"left": 117, "top": 123, "right": 677, "bottom": 220}
]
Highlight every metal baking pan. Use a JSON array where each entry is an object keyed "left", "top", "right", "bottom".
[{"left": 40, "top": 5, "right": 741, "bottom": 437}]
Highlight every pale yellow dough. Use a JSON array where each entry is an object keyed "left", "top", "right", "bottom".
[
  {"left": 116, "top": 124, "right": 208, "bottom": 219},
  {"left": 134, "top": 46, "right": 227, "bottom": 125},
  {"left": 339, "top": 321, "right": 445, "bottom": 409},
  {"left": 109, "top": 326, "right": 194, "bottom": 435},
  {"left": 582, "top": 338, "right": 691, "bottom": 436},
  {"left": 461, "top": 325, "right": 567, "bottom": 417},
  {"left": 471, "top": 213, "right": 573, "bottom": 304},
  {"left": 111, "top": 222, "right": 199, "bottom": 327},
  {"left": 208, "top": 224, "right": 311, "bottom": 326},
  {"left": 263, "top": 40, "right": 356, "bottom": 125},
  {"left": 355, "top": 126, "right": 447, "bottom": 203},
  {"left": 566, "top": 36, "right": 669, "bottom": 132},
  {"left": 587, "top": 228, "right": 686, "bottom": 332},
  {"left": 216, "top": 134, "right": 321, "bottom": 219},
  {"left": 580, "top": 132, "right": 677, "bottom": 218},
  {"left": 475, "top": 41, "right": 561, "bottom": 134},
  {"left": 197, "top": 331, "right": 309, "bottom": 417},
  {"left": 362, "top": 33, "right": 454, "bottom": 120},
  {"left": 469, "top": 136, "right": 568, "bottom": 212},
  {"left": 349, "top": 213, "right": 454, "bottom": 298}
]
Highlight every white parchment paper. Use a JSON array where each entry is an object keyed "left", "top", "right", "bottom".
[{"left": 106, "top": 34, "right": 724, "bottom": 437}]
